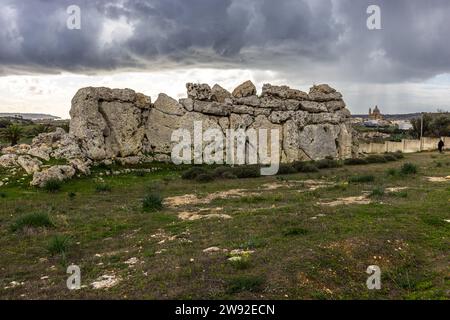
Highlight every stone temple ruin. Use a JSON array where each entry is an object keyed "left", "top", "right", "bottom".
[{"left": 0, "top": 80, "right": 358, "bottom": 187}]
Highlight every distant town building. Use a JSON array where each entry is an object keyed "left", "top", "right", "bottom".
[
  {"left": 392, "top": 120, "right": 413, "bottom": 130},
  {"left": 369, "top": 106, "right": 383, "bottom": 120}
]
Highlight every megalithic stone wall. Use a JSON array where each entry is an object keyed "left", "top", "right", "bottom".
[{"left": 69, "top": 81, "right": 359, "bottom": 163}]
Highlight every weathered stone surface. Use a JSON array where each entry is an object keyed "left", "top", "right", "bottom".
[
  {"left": 232, "top": 80, "right": 256, "bottom": 98},
  {"left": 17, "top": 155, "right": 42, "bottom": 174},
  {"left": 261, "top": 84, "right": 308, "bottom": 100},
  {"left": 2, "top": 144, "right": 30, "bottom": 155},
  {"left": 0, "top": 154, "right": 18, "bottom": 168},
  {"left": 230, "top": 105, "right": 255, "bottom": 115},
  {"left": 298, "top": 124, "right": 341, "bottom": 160},
  {"left": 179, "top": 98, "right": 194, "bottom": 112},
  {"left": 69, "top": 87, "right": 149, "bottom": 160},
  {"left": 154, "top": 93, "right": 185, "bottom": 116},
  {"left": 299, "top": 101, "right": 328, "bottom": 113},
  {"left": 28, "top": 146, "right": 51, "bottom": 161},
  {"left": 211, "top": 84, "right": 232, "bottom": 103},
  {"left": 116, "top": 156, "right": 141, "bottom": 166},
  {"left": 260, "top": 97, "right": 300, "bottom": 111},
  {"left": 326, "top": 100, "right": 346, "bottom": 112},
  {"left": 69, "top": 158, "right": 92, "bottom": 175},
  {"left": 233, "top": 95, "right": 260, "bottom": 107},
  {"left": 31, "top": 165, "right": 76, "bottom": 187},
  {"left": 186, "top": 83, "right": 213, "bottom": 101},
  {"left": 308, "top": 84, "right": 342, "bottom": 102},
  {"left": 193, "top": 101, "right": 230, "bottom": 116}
]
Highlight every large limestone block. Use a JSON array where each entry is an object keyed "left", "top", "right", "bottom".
[
  {"left": 17, "top": 155, "right": 42, "bottom": 174},
  {"left": 31, "top": 165, "right": 76, "bottom": 187},
  {"left": 299, "top": 101, "right": 328, "bottom": 113},
  {"left": 232, "top": 80, "right": 257, "bottom": 98},
  {"left": 282, "top": 120, "right": 310, "bottom": 162},
  {"left": 298, "top": 124, "right": 341, "bottom": 160},
  {"left": 211, "top": 84, "right": 232, "bottom": 103},
  {"left": 308, "top": 84, "right": 342, "bottom": 102},
  {"left": 186, "top": 83, "right": 213, "bottom": 101},
  {"left": 99, "top": 101, "right": 146, "bottom": 157},
  {"left": 154, "top": 93, "right": 186, "bottom": 116},
  {"left": 261, "top": 84, "right": 308, "bottom": 100},
  {"left": 0, "top": 154, "right": 18, "bottom": 168},
  {"left": 193, "top": 101, "right": 230, "bottom": 116},
  {"left": 69, "top": 87, "right": 150, "bottom": 160}
]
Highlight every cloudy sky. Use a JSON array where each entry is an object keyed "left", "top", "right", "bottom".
[{"left": 0, "top": 0, "right": 449, "bottom": 118}]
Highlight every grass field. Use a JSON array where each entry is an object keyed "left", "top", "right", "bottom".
[{"left": 0, "top": 152, "right": 449, "bottom": 299}]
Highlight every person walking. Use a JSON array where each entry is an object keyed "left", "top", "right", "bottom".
[{"left": 438, "top": 139, "right": 445, "bottom": 153}]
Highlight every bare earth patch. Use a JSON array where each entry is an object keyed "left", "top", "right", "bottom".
[
  {"left": 164, "top": 189, "right": 258, "bottom": 207},
  {"left": 91, "top": 274, "right": 121, "bottom": 289},
  {"left": 426, "top": 176, "right": 450, "bottom": 182},
  {"left": 319, "top": 195, "right": 371, "bottom": 207},
  {"left": 385, "top": 187, "right": 408, "bottom": 192},
  {"left": 178, "top": 210, "right": 232, "bottom": 221}
]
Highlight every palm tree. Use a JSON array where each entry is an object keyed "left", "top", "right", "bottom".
[{"left": 1, "top": 124, "right": 24, "bottom": 146}]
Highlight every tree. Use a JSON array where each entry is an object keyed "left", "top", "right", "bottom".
[
  {"left": 411, "top": 113, "right": 450, "bottom": 138},
  {"left": 0, "top": 124, "right": 24, "bottom": 146},
  {"left": 31, "top": 124, "right": 53, "bottom": 137}
]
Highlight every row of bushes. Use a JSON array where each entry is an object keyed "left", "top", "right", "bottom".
[
  {"left": 348, "top": 162, "right": 418, "bottom": 184},
  {"left": 181, "top": 153, "right": 404, "bottom": 183}
]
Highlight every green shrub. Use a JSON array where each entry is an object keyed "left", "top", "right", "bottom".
[
  {"left": 227, "top": 275, "right": 265, "bottom": 294},
  {"left": 10, "top": 212, "right": 54, "bottom": 232},
  {"left": 366, "top": 155, "right": 388, "bottom": 163},
  {"left": 400, "top": 163, "right": 418, "bottom": 175},
  {"left": 391, "top": 191, "right": 408, "bottom": 198},
  {"left": 213, "top": 166, "right": 232, "bottom": 178},
  {"left": 47, "top": 235, "right": 71, "bottom": 256},
  {"left": 68, "top": 192, "right": 76, "bottom": 199},
  {"left": 349, "top": 174, "right": 375, "bottom": 183},
  {"left": 134, "top": 170, "right": 146, "bottom": 177},
  {"left": 292, "top": 161, "right": 319, "bottom": 173},
  {"left": 181, "top": 167, "right": 208, "bottom": 180},
  {"left": 43, "top": 179, "right": 62, "bottom": 192},
  {"left": 370, "top": 187, "right": 385, "bottom": 198},
  {"left": 142, "top": 193, "right": 163, "bottom": 212},
  {"left": 344, "top": 158, "right": 369, "bottom": 165},
  {"left": 386, "top": 168, "right": 398, "bottom": 176},
  {"left": 195, "top": 173, "right": 215, "bottom": 183},
  {"left": 0, "top": 192, "right": 6, "bottom": 198},
  {"left": 232, "top": 166, "right": 261, "bottom": 178},
  {"left": 392, "top": 152, "right": 404, "bottom": 159},
  {"left": 222, "top": 171, "right": 237, "bottom": 179},
  {"left": 315, "top": 159, "right": 342, "bottom": 169},
  {"left": 95, "top": 183, "right": 112, "bottom": 193},
  {"left": 283, "top": 227, "right": 309, "bottom": 236},
  {"left": 277, "top": 164, "right": 297, "bottom": 175},
  {"left": 383, "top": 154, "right": 397, "bottom": 162}
]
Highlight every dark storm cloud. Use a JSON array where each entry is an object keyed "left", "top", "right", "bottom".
[{"left": 0, "top": 0, "right": 449, "bottom": 82}]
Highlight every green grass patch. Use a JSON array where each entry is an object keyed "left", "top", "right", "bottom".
[
  {"left": 95, "top": 183, "right": 112, "bottom": 193},
  {"left": 10, "top": 212, "right": 54, "bottom": 232},
  {"left": 47, "top": 235, "right": 71, "bottom": 256},
  {"left": 43, "top": 179, "right": 62, "bottom": 193},
  {"left": 227, "top": 275, "right": 265, "bottom": 294}
]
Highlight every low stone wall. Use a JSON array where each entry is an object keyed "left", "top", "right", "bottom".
[{"left": 359, "top": 136, "right": 450, "bottom": 154}]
